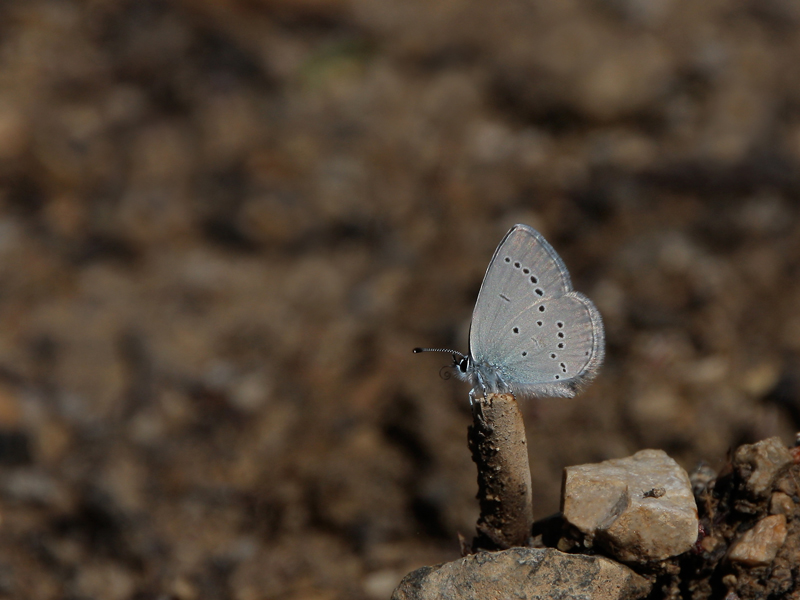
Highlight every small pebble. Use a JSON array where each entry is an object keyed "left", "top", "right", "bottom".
[
  {"left": 699, "top": 534, "right": 720, "bottom": 553},
  {"left": 728, "top": 515, "right": 787, "bottom": 566},
  {"left": 733, "top": 437, "right": 793, "bottom": 499},
  {"left": 769, "top": 492, "right": 794, "bottom": 518}
]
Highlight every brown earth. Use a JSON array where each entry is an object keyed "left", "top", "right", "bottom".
[{"left": 0, "top": 1, "right": 799, "bottom": 598}]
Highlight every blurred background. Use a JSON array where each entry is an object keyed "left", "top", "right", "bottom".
[{"left": 0, "top": 0, "right": 799, "bottom": 598}]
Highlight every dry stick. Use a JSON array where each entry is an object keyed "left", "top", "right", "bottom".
[{"left": 468, "top": 392, "right": 534, "bottom": 550}]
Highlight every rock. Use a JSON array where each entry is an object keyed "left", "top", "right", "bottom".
[
  {"left": 728, "top": 515, "right": 788, "bottom": 566},
  {"left": 769, "top": 492, "right": 794, "bottom": 517},
  {"left": 562, "top": 449, "right": 699, "bottom": 563},
  {"left": 391, "top": 547, "right": 651, "bottom": 600},
  {"left": 733, "top": 437, "right": 793, "bottom": 499}
]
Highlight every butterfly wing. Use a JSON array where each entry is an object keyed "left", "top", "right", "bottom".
[{"left": 469, "top": 224, "right": 604, "bottom": 398}]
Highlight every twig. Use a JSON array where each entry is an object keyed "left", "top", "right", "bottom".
[{"left": 468, "top": 392, "right": 533, "bottom": 550}]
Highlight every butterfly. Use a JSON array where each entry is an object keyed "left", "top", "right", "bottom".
[{"left": 415, "top": 224, "right": 604, "bottom": 401}]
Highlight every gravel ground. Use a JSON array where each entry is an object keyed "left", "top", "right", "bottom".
[{"left": 0, "top": 1, "right": 798, "bottom": 598}]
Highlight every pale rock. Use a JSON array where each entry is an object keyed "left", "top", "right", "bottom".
[
  {"left": 733, "top": 437, "right": 793, "bottom": 499},
  {"left": 562, "top": 449, "right": 699, "bottom": 562},
  {"left": 769, "top": 492, "right": 794, "bottom": 518},
  {"left": 391, "top": 547, "right": 651, "bottom": 600},
  {"left": 728, "top": 515, "right": 787, "bottom": 566}
]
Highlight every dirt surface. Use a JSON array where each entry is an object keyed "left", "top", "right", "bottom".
[
  {"left": 0, "top": 1, "right": 799, "bottom": 598},
  {"left": 678, "top": 447, "right": 800, "bottom": 600}
]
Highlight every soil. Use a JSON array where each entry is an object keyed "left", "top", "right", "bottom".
[
  {"left": 0, "top": 1, "right": 799, "bottom": 599},
  {"left": 677, "top": 455, "right": 800, "bottom": 600}
]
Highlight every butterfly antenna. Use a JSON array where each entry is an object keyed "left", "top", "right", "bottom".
[{"left": 413, "top": 347, "right": 466, "bottom": 360}]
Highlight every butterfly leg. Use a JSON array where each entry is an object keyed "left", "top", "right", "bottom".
[
  {"left": 497, "top": 373, "right": 512, "bottom": 395},
  {"left": 470, "top": 388, "right": 488, "bottom": 427},
  {"left": 474, "top": 372, "right": 490, "bottom": 401},
  {"left": 470, "top": 374, "right": 491, "bottom": 426}
]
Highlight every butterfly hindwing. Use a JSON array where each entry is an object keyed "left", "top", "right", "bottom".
[{"left": 498, "top": 291, "right": 604, "bottom": 398}]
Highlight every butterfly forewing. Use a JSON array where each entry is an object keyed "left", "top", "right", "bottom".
[{"left": 470, "top": 225, "right": 570, "bottom": 360}]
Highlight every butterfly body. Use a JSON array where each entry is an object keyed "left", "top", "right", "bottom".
[{"left": 451, "top": 354, "right": 512, "bottom": 397}]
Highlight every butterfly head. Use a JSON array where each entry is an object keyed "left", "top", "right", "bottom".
[{"left": 455, "top": 354, "right": 471, "bottom": 374}]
